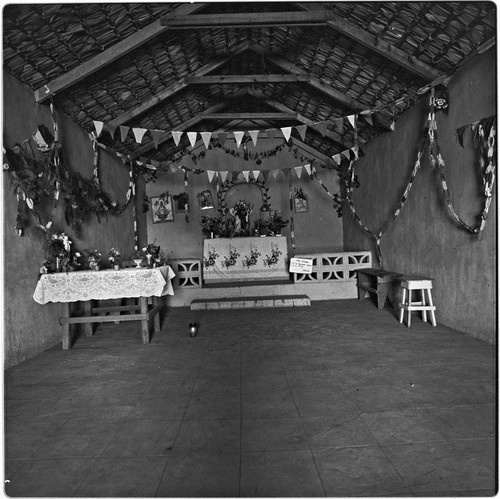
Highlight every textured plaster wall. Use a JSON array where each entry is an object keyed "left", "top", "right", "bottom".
[
  {"left": 3, "top": 73, "right": 140, "bottom": 368},
  {"left": 343, "top": 50, "right": 496, "bottom": 343},
  {"left": 145, "top": 143, "right": 343, "bottom": 259}
]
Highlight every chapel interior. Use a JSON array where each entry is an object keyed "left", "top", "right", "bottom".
[{"left": 2, "top": 2, "right": 497, "bottom": 497}]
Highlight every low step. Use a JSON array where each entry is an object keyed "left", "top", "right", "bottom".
[{"left": 190, "top": 294, "right": 311, "bottom": 310}]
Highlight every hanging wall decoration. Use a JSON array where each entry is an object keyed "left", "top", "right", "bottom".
[
  {"left": 197, "top": 190, "right": 214, "bottom": 210},
  {"left": 151, "top": 192, "right": 174, "bottom": 223},
  {"left": 293, "top": 187, "right": 309, "bottom": 213}
]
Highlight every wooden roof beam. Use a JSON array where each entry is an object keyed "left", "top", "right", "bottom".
[
  {"left": 199, "top": 112, "right": 297, "bottom": 120},
  {"left": 161, "top": 10, "right": 340, "bottom": 28},
  {"left": 34, "top": 3, "right": 207, "bottom": 103},
  {"left": 108, "top": 41, "right": 250, "bottom": 128},
  {"left": 187, "top": 74, "right": 310, "bottom": 84},
  {"left": 294, "top": 2, "right": 445, "bottom": 82},
  {"left": 248, "top": 44, "right": 393, "bottom": 131}
]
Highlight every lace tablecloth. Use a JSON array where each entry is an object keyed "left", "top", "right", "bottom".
[{"left": 33, "top": 266, "right": 175, "bottom": 305}]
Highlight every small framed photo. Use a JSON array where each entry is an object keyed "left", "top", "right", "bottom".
[
  {"left": 151, "top": 195, "right": 174, "bottom": 223},
  {"left": 294, "top": 194, "right": 308, "bottom": 213},
  {"left": 197, "top": 190, "right": 214, "bottom": 210}
]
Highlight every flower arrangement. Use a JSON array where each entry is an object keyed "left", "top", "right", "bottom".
[
  {"left": 108, "top": 247, "right": 121, "bottom": 264},
  {"left": 143, "top": 241, "right": 161, "bottom": 267},
  {"left": 200, "top": 215, "right": 223, "bottom": 237},
  {"left": 45, "top": 231, "right": 72, "bottom": 259},
  {"left": 229, "top": 200, "right": 253, "bottom": 235},
  {"left": 84, "top": 249, "right": 102, "bottom": 271}
]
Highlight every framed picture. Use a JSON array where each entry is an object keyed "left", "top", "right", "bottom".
[
  {"left": 294, "top": 194, "right": 308, "bottom": 213},
  {"left": 197, "top": 190, "right": 214, "bottom": 210},
  {"left": 151, "top": 194, "right": 174, "bottom": 223}
]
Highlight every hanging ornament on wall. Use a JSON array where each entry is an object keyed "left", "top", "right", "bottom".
[{"left": 434, "top": 85, "right": 449, "bottom": 113}]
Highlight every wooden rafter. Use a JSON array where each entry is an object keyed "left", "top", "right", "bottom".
[
  {"left": 294, "top": 2, "right": 445, "bottom": 82},
  {"left": 199, "top": 113, "right": 297, "bottom": 120},
  {"left": 246, "top": 87, "right": 347, "bottom": 149},
  {"left": 109, "top": 41, "right": 250, "bottom": 128},
  {"left": 248, "top": 45, "right": 393, "bottom": 131},
  {"left": 186, "top": 74, "right": 310, "bottom": 84},
  {"left": 34, "top": 3, "right": 207, "bottom": 103},
  {"left": 161, "top": 10, "right": 340, "bottom": 28}
]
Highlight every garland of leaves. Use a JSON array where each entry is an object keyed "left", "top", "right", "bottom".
[{"left": 217, "top": 177, "right": 271, "bottom": 215}]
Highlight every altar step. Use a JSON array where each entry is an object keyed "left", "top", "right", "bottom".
[{"left": 190, "top": 294, "right": 311, "bottom": 311}]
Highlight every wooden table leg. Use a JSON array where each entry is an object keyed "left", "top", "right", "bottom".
[
  {"left": 61, "top": 302, "right": 71, "bottom": 350},
  {"left": 140, "top": 296, "right": 150, "bottom": 344},
  {"left": 153, "top": 296, "right": 161, "bottom": 333},
  {"left": 83, "top": 300, "right": 94, "bottom": 337}
]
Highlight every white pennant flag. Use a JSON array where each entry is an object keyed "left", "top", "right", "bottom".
[
  {"left": 172, "top": 131, "right": 183, "bottom": 146},
  {"left": 281, "top": 127, "right": 292, "bottom": 142},
  {"left": 332, "top": 154, "right": 341, "bottom": 165},
  {"left": 187, "top": 131, "right": 197, "bottom": 148},
  {"left": 252, "top": 170, "right": 260, "bottom": 180},
  {"left": 248, "top": 130, "right": 259, "bottom": 146},
  {"left": 271, "top": 169, "right": 280, "bottom": 180},
  {"left": 304, "top": 164, "right": 311, "bottom": 176},
  {"left": 220, "top": 171, "right": 229, "bottom": 183},
  {"left": 347, "top": 115, "right": 356, "bottom": 129},
  {"left": 242, "top": 171, "right": 250, "bottom": 182},
  {"left": 294, "top": 166, "right": 303, "bottom": 178},
  {"left": 93, "top": 121, "right": 104, "bottom": 137},
  {"left": 207, "top": 170, "right": 216, "bottom": 183},
  {"left": 200, "top": 132, "right": 212, "bottom": 149},
  {"left": 233, "top": 131, "right": 245, "bottom": 148},
  {"left": 133, "top": 128, "right": 148, "bottom": 144},
  {"left": 342, "top": 149, "right": 351, "bottom": 160}
]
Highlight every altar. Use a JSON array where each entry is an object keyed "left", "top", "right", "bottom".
[{"left": 202, "top": 236, "right": 289, "bottom": 283}]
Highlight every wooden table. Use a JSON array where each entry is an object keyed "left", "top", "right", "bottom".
[
  {"left": 356, "top": 268, "right": 402, "bottom": 310},
  {"left": 33, "top": 266, "right": 175, "bottom": 349}
]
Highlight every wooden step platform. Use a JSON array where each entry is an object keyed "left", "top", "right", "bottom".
[{"left": 190, "top": 294, "right": 311, "bottom": 310}]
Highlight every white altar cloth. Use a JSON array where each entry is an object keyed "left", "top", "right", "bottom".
[
  {"left": 203, "top": 236, "right": 289, "bottom": 283},
  {"left": 33, "top": 266, "right": 175, "bottom": 304}
]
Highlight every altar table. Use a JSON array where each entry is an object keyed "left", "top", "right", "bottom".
[
  {"left": 33, "top": 266, "right": 175, "bottom": 349},
  {"left": 203, "top": 236, "right": 289, "bottom": 283}
]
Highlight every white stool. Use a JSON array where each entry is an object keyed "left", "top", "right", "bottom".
[{"left": 398, "top": 276, "right": 437, "bottom": 327}]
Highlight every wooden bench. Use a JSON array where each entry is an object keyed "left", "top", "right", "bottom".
[{"left": 357, "top": 268, "right": 402, "bottom": 310}]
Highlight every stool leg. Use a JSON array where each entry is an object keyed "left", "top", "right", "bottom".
[
  {"left": 426, "top": 289, "right": 437, "bottom": 327},
  {"left": 407, "top": 289, "right": 412, "bottom": 328},
  {"left": 421, "top": 289, "right": 427, "bottom": 323},
  {"left": 399, "top": 288, "right": 406, "bottom": 324}
]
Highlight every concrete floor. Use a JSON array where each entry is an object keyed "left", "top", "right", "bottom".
[{"left": 4, "top": 299, "right": 497, "bottom": 497}]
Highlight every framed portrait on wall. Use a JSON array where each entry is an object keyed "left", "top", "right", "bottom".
[
  {"left": 151, "top": 194, "right": 174, "bottom": 223},
  {"left": 197, "top": 190, "right": 214, "bottom": 210},
  {"left": 294, "top": 194, "right": 308, "bottom": 213}
]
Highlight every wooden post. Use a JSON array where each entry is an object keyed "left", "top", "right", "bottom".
[
  {"left": 61, "top": 302, "right": 71, "bottom": 350},
  {"left": 83, "top": 300, "right": 93, "bottom": 337},
  {"left": 153, "top": 296, "right": 161, "bottom": 333}
]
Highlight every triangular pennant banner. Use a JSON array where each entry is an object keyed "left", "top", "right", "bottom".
[
  {"left": 218, "top": 132, "right": 227, "bottom": 146},
  {"left": 248, "top": 130, "right": 259, "bottom": 147},
  {"left": 207, "top": 170, "right": 216, "bottom": 183},
  {"left": 151, "top": 130, "right": 166, "bottom": 149},
  {"left": 172, "top": 131, "right": 183, "bottom": 146},
  {"left": 262, "top": 170, "right": 270, "bottom": 182},
  {"left": 119, "top": 126, "right": 130, "bottom": 142},
  {"left": 360, "top": 111, "right": 373, "bottom": 126},
  {"left": 332, "top": 154, "right": 341, "bottom": 165},
  {"left": 281, "top": 127, "right": 292, "bottom": 142},
  {"left": 295, "top": 124, "right": 307, "bottom": 141},
  {"left": 342, "top": 149, "right": 351, "bottom": 160},
  {"left": 304, "top": 164, "right": 311, "bottom": 176},
  {"left": 316, "top": 121, "right": 328, "bottom": 137},
  {"left": 252, "top": 170, "right": 260, "bottom": 180},
  {"left": 187, "top": 131, "right": 197, "bottom": 148},
  {"left": 333, "top": 118, "right": 343, "bottom": 132},
  {"left": 133, "top": 128, "right": 148, "bottom": 144},
  {"left": 220, "top": 171, "right": 229, "bottom": 183},
  {"left": 352, "top": 146, "right": 359, "bottom": 159},
  {"left": 93, "top": 121, "right": 104, "bottom": 137},
  {"left": 294, "top": 166, "right": 303, "bottom": 178},
  {"left": 347, "top": 115, "right": 356, "bottom": 129},
  {"left": 271, "top": 169, "right": 280, "bottom": 179},
  {"left": 233, "top": 131, "right": 245, "bottom": 148},
  {"left": 200, "top": 132, "right": 212, "bottom": 149},
  {"left": 242, "top": 171, "right": 250, "bottom": 182},
  {"left": 104, "top": 123, "right": 118, "bottom": 139}
]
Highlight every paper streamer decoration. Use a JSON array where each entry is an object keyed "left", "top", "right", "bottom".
[
  {"left": 233, "top": 131, "right": 244, "bottom": 148},
  {"left": 248, "top": 130, "right": 259, "bottom": 147},
  {"left": 172, "top": 131, "right": 183, "bottom": 146},
  {"left": 347, "top": 115, "right": 356, "bottom": 129},
  {"left": 187, "top": 131, "right": 198, "bottom": 148}
]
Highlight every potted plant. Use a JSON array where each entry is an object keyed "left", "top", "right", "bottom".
[
  {"left": 84, "top": 249, "right": 102, "bottom": 271},
  {"left": 268, "top": 212, "right": 289, "bottom": 236},
  {"left": 108, "top": 247, "right": 121, "bottom": 269},
  {"left": 200, "top": 215, "right": 223, "bottom": 238}
]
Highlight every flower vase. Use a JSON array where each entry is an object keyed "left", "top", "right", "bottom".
[
  {"left": 55, "top": 257, "right": 61, "bottom": 272},
  {"left": 146, "top": 254, "right": 152, "bottom": 268}
]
